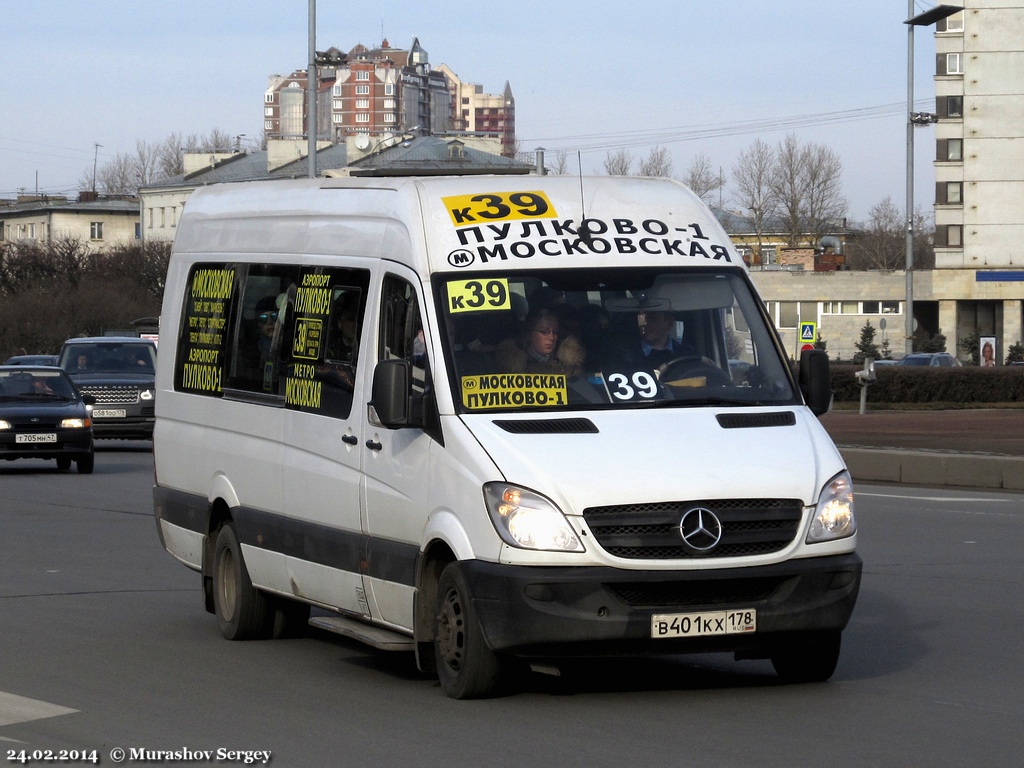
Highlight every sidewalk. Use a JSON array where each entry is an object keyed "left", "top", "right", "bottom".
[{"left": 818, "top": 409, "right": 1024, "bottom": 490}]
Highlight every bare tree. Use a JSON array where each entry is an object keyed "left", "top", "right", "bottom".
[
  {"left": 770, "top": 134, "right": 806, "bottom": 247},
  {"left": 850, "top": 197, "right": 903, "bottom": 269},
  {"left": 732, "top": 138, "right": 778, "bottom": 263},
  {"left": 637, "top": 146, "right": 673, "bottom": 178},
  {"left": 682, "top": 153, "right": 723, "bottom": 204},
  {"left": 603, "top": 149, "right": 633, "bottom": 176},
  {"left": 802, "top": 142, "right": 848, "bottom": 243},
  {"left": 549, "top": 150, "right": 571, "bottom": 175}
]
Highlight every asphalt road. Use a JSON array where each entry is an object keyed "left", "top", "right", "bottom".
[{"left": 2, "top": 447, "right": 1022, "bottom": 766}]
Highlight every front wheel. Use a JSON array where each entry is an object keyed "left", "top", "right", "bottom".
[
  {"left": 76, "top": 451, "right": 94, "bottom": 474},
  {"left": 434, "top": 562, "right": 502, "bottom": 699},
  {"left": 770, "top": 631, "right": 842, "bottom": 683},
  {"left": 212, "top": 523, "right": 273, "bottom": 640}
]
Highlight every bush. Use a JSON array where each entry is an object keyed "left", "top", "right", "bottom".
[
  {"left": 831, "top": 364, "right": 1024, "bottom": 406},
  {"left": 0, "top": 240, "right": 170, "bottom": 359}
]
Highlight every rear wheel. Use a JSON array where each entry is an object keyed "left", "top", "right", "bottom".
[
  {"left": 770, "top": 631, "right": 842, "bottom": 683},
  {"left": 434, "top": 562, "right": 502, "bottom": 699},
  {"left": 212, "top": 523, "right": 273, "bottom": 640}
]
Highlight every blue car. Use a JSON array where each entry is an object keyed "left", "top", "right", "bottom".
[{"left": 0, "top": 366, "right": 95, "bottom": 473}]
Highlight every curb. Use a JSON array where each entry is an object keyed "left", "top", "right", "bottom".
[{"left": 838, "top": 446, "right": 1024, "bottom": 491}]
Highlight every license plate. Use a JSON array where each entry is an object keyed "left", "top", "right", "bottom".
[
  {"left": 651, "top": 609, "right": 757, "bottom": 638},
  {"left": 16, "top": 433, "right": 57, "bottom": 444},
  {"left": 93, "top": 409, "right": 126, "bottom": 418}
]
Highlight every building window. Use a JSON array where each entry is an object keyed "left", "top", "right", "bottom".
[
  {"left": 264, "top": 106, "right": 274, "bottom": 116},
  {"left": 356, "top": 85, "right": 369, "bottom": 95},
  {"left": 384, "top": 98, "right": 395, "bottom": 109},
  {"left": 761, "top": 245, "right": 777, "bottom": 264},
  {"left": 861, "top": 301, "right": 901, "bottom": 315},
  {"left": 332, "top": 99, "right": 342, "bottom": 110},
  {"left": 946, "top": 95, "right": 963, "bottom": 117},
  {"left": 384, "top": 83, "right": 395, "bottom": 96},
  {"left": 356, "top": 113, "right": 369, "bottom": 123},
  {"left": 356, "top": 70, "right": 370, "bottom": 81},
  {"left": 356, "top": 99, "right": 369, "bottom": 109},
  {"left": 90, "top": 222, "right": 103, "bottom": 240},
  {"left": 265, "top": 120, "right": 274, "bottom": 131},
  {"left": 945, "top": 52, "right": 963, "bottom": 75},
  {"left": 384, "top": 113, "right": 396, "bottom": 123},
  {"left": 333, "top": 113, "right": 343, "bottom": 124},
  {"left": 264, "top": 93, "right": 274, "bottom": 103},
  {"left": 943, "top": 12, "right": 964, "bottom": 32},
  {"left": 946, "top": 138, "right": 963, "bottom": 161},
  {"left": 945, "top": 181, "right": 963, "bottom": 205},
  {"left": 333, "top": 84, "right": 342, "bottom": 96},
  {"left": 944, "top": 224, "right": 963, "bottom": 247}
]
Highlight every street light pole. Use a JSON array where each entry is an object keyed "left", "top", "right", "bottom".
[
  {"left": 307, "top": 0, "right": 317, "bottom": 178},
  {"left": 904, "top": 4, "right": 963, "bottom": 356},
  {"left": 905, "top": 0, "right": 916, "bottom": 357}
]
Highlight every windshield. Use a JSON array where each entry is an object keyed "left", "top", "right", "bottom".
[
  {"left": 434, "top": 268, "right": 798, "bottom": 414},
  {"left": 59, "top": 342, "right": 156, "bottom": 374},
  {"left": 0, "top": 369, "right": 76, "bottom": 400}
]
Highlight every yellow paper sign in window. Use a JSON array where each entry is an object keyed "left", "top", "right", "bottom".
[
  {"left": 461, "top": 373, "right": 567, "bottom": 410},
  {"left": 446, "top": 278, "right": 512, "bottom": 314}
]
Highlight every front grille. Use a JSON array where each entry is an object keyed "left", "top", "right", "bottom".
[
  {"left": 583, "top": 498, "right": 803, "bottom": 560},
  {"left": 79, "top": 385, "right": 139, "bottom": 404}
]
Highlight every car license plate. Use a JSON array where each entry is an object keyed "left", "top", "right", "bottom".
[
  {"left": 651, "top": 609, "right": 756, "bottom": 638},
  {"left": 16, "top": 433, "right": 57, "bottom": 444},
  {"left": 93, "top": 409, "right": 127, "bottom": 418}
]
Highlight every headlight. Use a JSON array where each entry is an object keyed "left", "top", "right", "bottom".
[
  {"left": 140, "top": 389, "right": 154, "bottom": 401},
  {"left": 483, "top": 483, "right": 584, "bottom": 552},
  {"left": 0, "top": 420, "right": 11, "bottom": 430},
  {"left": 60, "top": 418, "right": 91, "bottom": 429},
  {"left": 807, "top": 470, "right": 856, "bottom": 543}
]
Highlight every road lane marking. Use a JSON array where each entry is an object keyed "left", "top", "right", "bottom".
[{"left": 0, "top": 690, "right": 78, "bottom": 727}]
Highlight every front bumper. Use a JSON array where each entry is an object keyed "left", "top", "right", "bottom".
[
  {"left": 0, "top": 432, "right": 93, "bottom": 461},
  {"left": 461, "top": 553, "right": 862, "bottom": 657}
]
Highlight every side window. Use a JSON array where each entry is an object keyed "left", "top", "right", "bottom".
[
  {"left": 175, "top": 263, "right": 238, "bottom": 397},
  {"left": 224, "top": 265, "right": 303, "bottom": 394},
  {"left": 286, "top": 269, "right": 370, "bottom": 419},
  {"left": 175, "top": 262, "right": 371, "bottom": 419},
  {"left": 379, "top": 275, "right": 428, "bottom": 395}
]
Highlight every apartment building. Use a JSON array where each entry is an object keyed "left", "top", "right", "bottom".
[{"left": 435, "top": 64, "right": 516, "bottom": 157}]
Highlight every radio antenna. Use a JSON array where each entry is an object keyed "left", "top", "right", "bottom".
[{"left": 577, "top": 151, "right": 594, "bottom": 247}]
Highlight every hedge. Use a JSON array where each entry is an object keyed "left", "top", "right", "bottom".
[{"left": 829, "top": 364, "right": 1024, "bottom": 406}]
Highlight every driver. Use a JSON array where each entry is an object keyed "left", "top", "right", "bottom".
[{"left": 637, "top": 310, "right": 693, "bottom": 368}]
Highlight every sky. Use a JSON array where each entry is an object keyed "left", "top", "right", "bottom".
[{"left": 1, "top": 0, "right": 950, "bottom": 223}]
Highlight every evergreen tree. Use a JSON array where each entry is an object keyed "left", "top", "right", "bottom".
[{"left": 853, "top": 321, "right": 881, "bottom": 364}]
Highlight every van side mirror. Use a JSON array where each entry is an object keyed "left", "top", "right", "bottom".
[
  {"left": 799, "top": 349, "right": 832, "bottom": 416},
  {"left": 370, "top": 359, "right": 410, "bottom": 428}
]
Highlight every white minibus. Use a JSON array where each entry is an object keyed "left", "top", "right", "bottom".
[{"left": 153, "top": 175, "right": 860, "bottom": 698}]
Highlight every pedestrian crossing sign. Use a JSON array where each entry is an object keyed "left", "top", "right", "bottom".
[{"left": 799, "top": 322, "right": 817, "bottom": 342}]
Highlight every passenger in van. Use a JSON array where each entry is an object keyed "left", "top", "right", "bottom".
[
  {"left": 495, "top": 306, "right": 585, "bottom": 376},
  {"left": 255, "top": 296, "right": 280, "bottom": 367}
]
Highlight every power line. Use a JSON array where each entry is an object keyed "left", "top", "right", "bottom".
[{"left": 523, "top": 99, "right": 937, "bottom": 155}]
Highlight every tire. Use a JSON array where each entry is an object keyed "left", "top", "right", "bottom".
[
  {"left": 56, "top": 457, "right": 72, "bottom": 471},
  {"left": 212, "top": 523, "right": 273, "bottom": 640},
  {"left": 270, "top": 597, "right": 311, "bottom": 639},
  {"left": 434, "top": 562, "right": 502, "bottom": 699},
  {"left": 76, "top": 452, "right": 94, "bottom": 475},
  {"left": 770, "top": 631, "right": 842, "bottom": 684}
]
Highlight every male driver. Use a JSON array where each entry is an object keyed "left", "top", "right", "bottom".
[{"left": 637, "top": 310, "right": 691, "bottom": 368}]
